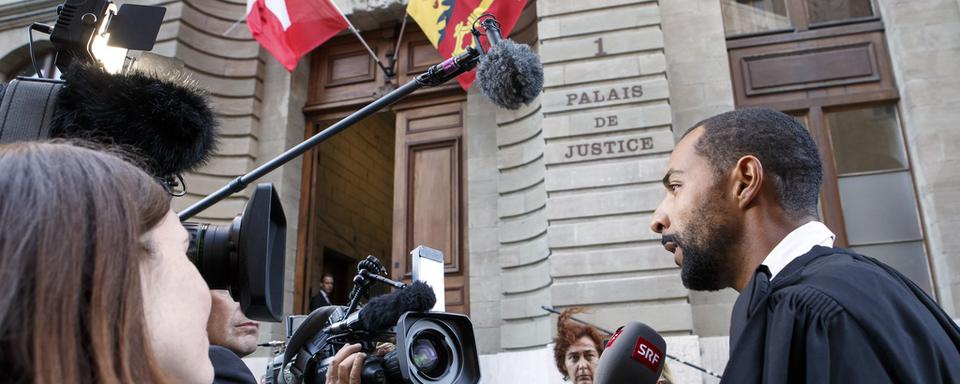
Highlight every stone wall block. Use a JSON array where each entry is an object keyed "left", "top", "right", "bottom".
[
  {"left": 539, "top": 4, "right": 661, "bottom": 40},
  {"left": 551, "top": 274, "right": 686, "bottom": 306},
  {"left": 470, "top": 300, "right": 503, "bottom": 328},
  {"left": 546, "top": 185, "right": 662, "bottom": 221},
  {"left": 538, "top": 0, "right": 651, "bottom": 17},
  {"left": 543, "top": 102, "right": 672, "bottom": 139},
  {"left": 540, "top": 27, "right": 663, "bottom": 64},
  {"left": 502, "top": 259, "right": 553, "bottom": 293},
  {"left": 496, "top": 96, "right": 542, "bottom": 124},
  {"left": 500, "top": 316, "right": 553, "bottom": 350},
  {"left": 499, "top": 157, "right": 546, "bottom": 193},
  {"left": 542, "top": 78, "right": 670, "bottom": 113},
  {"left": 550, "top": 244, "right": 675, "bottom": 277},
  {"left": 498, "top": 134, "right": 546, "bottom": 169},
  {"left": 497, "top": 112, "right": 543, "bottom": 147},
  {"left": 499, "top": 234, "right": 551, "bottom": 268},
  {"left": 498, "top": 182, "right": 547, "bottom": 218},
  {"left": 545, "top": 156, "right": 667, "bottom": 192},
  {"left": 544, "top": 52, "right": 666, "bottom": 88},
  {"left": 501, "top": 289, "right": 553, "bottom": 319},
  {"left": 547, "top": 215, "right": 660, "bottom": 249},
  {"left": 499, "top": 207, "right": 548, "bottom": 244},
  {"left": 570, "top": 301, "right": 693, "bottom": 333},
  {"left": 543, "top": 128, "right": 674, "bottom": 165},
  {"left": 176, "top": 24, "right": 260, "bottom": 59}
]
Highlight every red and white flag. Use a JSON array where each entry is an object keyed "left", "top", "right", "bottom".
[{"left": 246, "top": 0, "right": 349, "bottom": 71}]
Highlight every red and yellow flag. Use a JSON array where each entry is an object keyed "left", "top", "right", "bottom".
[{"left": 406, "top": 0, "right": 527, "bottom": 89}]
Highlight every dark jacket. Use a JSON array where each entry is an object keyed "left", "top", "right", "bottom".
[
  {"left": 209, "top": 345, "right": 257, "bottom": 384},
  {"left": 310, "top": 291, "right": 333, "bottom": 312},
  {"left": 723, "top": 246, "right": 960, "bottom": 383}
]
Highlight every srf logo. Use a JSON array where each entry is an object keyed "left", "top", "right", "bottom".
[{"left": 631, "top": 336, "right": 663, "bottom": 373}]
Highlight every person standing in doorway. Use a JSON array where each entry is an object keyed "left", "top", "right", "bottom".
[{"left": 310, "top": 272, "right": 337, "bottom": 311}]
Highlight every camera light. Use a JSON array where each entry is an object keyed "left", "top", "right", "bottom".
[{"left": 90, "top": 3, "right": 127, "bottom": 74}]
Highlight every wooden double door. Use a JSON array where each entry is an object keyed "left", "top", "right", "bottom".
[{"left": 295, "top": 25, "right": 470, "bottom": 315}]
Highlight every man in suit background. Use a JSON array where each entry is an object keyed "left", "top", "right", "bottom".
[{"left": 310, "top": 272, "right": 337, "bottom": 311}]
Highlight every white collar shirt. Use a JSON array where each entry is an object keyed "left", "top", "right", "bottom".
[{"left": 761, "top": 221, "right": 836, "bottom": 280}]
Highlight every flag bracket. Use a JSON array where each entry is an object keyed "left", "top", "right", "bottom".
[{"left": 330, "top": 0, "right": 396, "bottom": 80}]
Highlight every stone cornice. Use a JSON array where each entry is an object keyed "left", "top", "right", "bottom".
[{"left": 0, "top": 0, "right": 60, "bottom": 32}]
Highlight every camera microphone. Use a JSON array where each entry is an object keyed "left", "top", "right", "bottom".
[
  {"left": 594, "top": 322, "right": 667, "bottom": 384},
  {"left": 50, "top": 63, "right": 218, "bottom": 179},
  {"left": 475, "top": 17, "right": 543, "bottom": 110},
  {"left": 324, "top": 281, "right": 437, "bottom": 334}
]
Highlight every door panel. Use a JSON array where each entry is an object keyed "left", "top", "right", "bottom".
[{"left": 392, "top": 102, "right": 469, "bottom": 314}]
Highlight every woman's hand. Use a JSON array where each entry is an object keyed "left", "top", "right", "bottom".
[{"left": 325, "top": 343, "right": 367, "bottom": 384}]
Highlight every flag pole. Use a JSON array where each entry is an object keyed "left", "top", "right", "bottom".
[{"left": 328, "top": 0, "right": 392, "bottom": 77}]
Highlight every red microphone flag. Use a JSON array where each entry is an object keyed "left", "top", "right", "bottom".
[
  {"left": 407, "top": 0, "right": 528, "bottom": 90},
  {"left": 246, "top": 0, "right": 349, "bottom": 71}
]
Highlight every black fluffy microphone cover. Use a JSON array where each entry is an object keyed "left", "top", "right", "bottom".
[
  {"left": 476, "top": 39, "right": 543, "bottom": 110},
  {"left": 360, "top": 281, "right": 436, "bottom": 332},
  {"left": 49, "top": 63, "right": 218, "bottom": 178}
]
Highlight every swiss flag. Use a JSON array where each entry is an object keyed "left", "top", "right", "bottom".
[{"left": 246, "top": 0, "right": 349, "bottom": 71}]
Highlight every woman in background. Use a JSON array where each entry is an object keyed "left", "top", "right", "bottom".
[
  {"left": 0, "top": 142, "right": 213, "bottom": 384},
  {"left": 553, "top": 307, "right": 605, "bottom": 384}
]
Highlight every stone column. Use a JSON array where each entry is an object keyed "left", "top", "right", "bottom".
[
  {"left": 661, "top": 0, "right": 739, "bottom": 338},
  {"left": 877, "top": 0, "right": 960, "bottom": 316},
  {"left": 538, "top": 0, "right": 692, "bottom": 336}
]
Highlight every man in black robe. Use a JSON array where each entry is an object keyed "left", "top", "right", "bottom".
[{"left": 649, "top": 108, "right": 960, "bottom": 383}]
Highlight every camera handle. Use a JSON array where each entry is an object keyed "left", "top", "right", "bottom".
[{"left": 341, "top": 256, "right": 406, "bottom": 322}]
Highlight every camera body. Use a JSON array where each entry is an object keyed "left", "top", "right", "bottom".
[
  {"left": 0, "top": 1, "right": 288, "bottom": 322},
  {"left": 268, "top": 309, "right": 480, "bottom": 384},
  {"left": 265, "top": 262, "right": 481, "bottom": 384}
]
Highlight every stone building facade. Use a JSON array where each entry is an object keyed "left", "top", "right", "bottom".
[{"left": 0, "top": 0, "right": 958, "bottom": 382}]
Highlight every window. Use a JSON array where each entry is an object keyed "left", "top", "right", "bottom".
[
  {"left": 825, "top": 105, "right": 931, "bottom": 293},
  {"left": 807, "top": 0, "right": 874, "bottom": 25},
  {"left": 723, "top": 0, "right": 934, "bottom": 296},
  {"left": 826, "top": 106, "right": 906, "bottom": 175},
  {"left": 721, "top": 0, "right": 792, "bottom": 36},
  {"left": 722, "top": 0, "right": 880, "bottom": 37}
]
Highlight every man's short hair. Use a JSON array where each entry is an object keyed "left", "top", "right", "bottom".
[{"left": 686, "top": 107, "right": 823, "bottom": 218}]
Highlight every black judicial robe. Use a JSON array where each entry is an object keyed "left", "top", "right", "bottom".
[{"left": 722, "top": 246, "right": 960, "bottom": 383}]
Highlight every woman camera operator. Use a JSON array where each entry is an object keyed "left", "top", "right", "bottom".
[{"left": 0, "top": 142, "right": 213, "bottom": 383}]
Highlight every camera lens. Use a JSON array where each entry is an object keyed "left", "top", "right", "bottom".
[
  {"left": 411, "top": 339, "right": 440, "bottom": 370},
  {"left": 409, "top": 330, "right": 449, "bottom": 379}
]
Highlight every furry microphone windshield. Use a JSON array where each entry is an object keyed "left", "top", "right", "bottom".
[
  {"left": 360, "top": 281, "right": 437, "bottom": 331},
  {"left": 49, "top": 63, "right": 218, "bottom": 178},
  {"left": 476, "top": 39, "right": 544, "bottom": 110}
]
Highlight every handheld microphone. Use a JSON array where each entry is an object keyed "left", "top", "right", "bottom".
[
  {"left": 323, "top": 281, "right": 436, "bottom": 334},
  {"left": 594, "top": 322, "right": 667, "bottom": 384},
  {"left": 475, "top": 17, "right": 543, "bottom": 110}
]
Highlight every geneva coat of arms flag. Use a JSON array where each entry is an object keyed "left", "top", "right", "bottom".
[{"left": 406, "top": 0, "right": 527, "bottom": 89}]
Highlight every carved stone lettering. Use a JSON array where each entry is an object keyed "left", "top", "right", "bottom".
[
  {"left": 594, "top": 115, "right": 619, "bottom": 128},
  {"left": 565, "top": 85, "right": 645, "bottom": 106},
  {"left": 563, "top": 136, "right": 656, "bottom": 159}
]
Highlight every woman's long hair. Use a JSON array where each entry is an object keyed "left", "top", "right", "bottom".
[{"left": 0, "top": 142, "right": 171, "bottom": 384}]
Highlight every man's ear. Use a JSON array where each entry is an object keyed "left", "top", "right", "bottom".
[{"left": 731, "top": 155, "right": 763, "bottom": 210}]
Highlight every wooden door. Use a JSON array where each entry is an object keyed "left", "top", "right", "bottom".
[{"left": 391, "top": 101, "right": 469, "bottom": 315}]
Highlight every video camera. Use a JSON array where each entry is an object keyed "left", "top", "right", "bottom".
[
  {"left": 0, "top": 0, "right": 286, "bottom": 321},
  {"left": 265, "top": 253, "right": 480, "bottom": 384}
]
